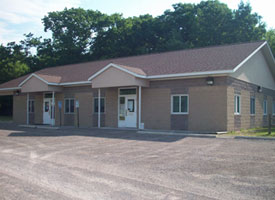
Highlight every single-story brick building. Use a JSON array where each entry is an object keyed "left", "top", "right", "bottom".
[{"left": 0, "top": 41, "right": 274, "bottom": 131}]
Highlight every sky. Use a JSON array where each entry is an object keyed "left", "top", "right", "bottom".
[{"left": 0, "top": 0, "right": 274, "bottom": 45}]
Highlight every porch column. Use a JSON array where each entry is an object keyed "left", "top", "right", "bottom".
[
  {"left": 98, "top": 88, "right": 101, "bottom": 128},
  {"left": 138, "top": 86, "right": 142, "bottom": 129},
  {"left": 26, "top": 93, "right": 29, "bottom": 125},
  {"left": 52, "top": 91, "right": 55, "bottom": 126}
]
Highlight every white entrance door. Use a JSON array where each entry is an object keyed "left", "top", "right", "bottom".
[
  {"left": 43, "top": 99, "right": 52, "bottom": 124},
  {"left": 118, "top": 95, "right": 137, "bottom": 128}
]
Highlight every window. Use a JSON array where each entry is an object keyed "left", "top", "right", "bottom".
[
  {"left": 250, "top": 97, "right": 255, "bottom": 115},
  {"left": 44, "top": 93, "right": 52, "bottom": 98},
  {"left": 234, "top": 95, "right": 241, "bottom": 115},
  {"left": 64, "top": 98, "right": 75, "bottom": 114},
  {"left": 273, "top": 101, "right": 275, "bottom": 115},
  {"left": 119, "top": 88, "right": 136, "bottom": 95},
  {"left": 263, "top": 100, "right": 267, "bottom": 115},
  {"left": 28, "top": 100, "right": 34, "bottom": 113},
  {"left": 127, "top": 99, "right": 135, "bottom": 112},
  {"left": 94, "top": 97, "right": 105, "bottom": 113},
  {"left": 171, "top": 95, "right": 188, "bottom": 114}
]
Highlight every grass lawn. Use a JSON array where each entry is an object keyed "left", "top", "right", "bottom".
[
  {"left": 0, "top": 116, "right": 12, "bottom": 121},
  {"left": 227, "top": 127, "right": 275, "bottom": 137}
]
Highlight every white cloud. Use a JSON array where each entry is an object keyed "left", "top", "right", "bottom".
[
  {"left": 0, "top": 0, "right": 81, "bottom": 45},
  {"left": 0, "top": 22, "right": 21, "bottom": 45}
]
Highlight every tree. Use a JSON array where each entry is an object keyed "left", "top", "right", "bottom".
[
  {"left": 0, "top": 45, "right": 30, "bottom": 83},
  {"left": 42, "top": 8, "right": 111, "bottom": 65},
  {"left": 231, "top": 1, "right": 266, "bottom": 42},
  {"left": 265, "top": 29, "right": 275, "bottom": 57}
]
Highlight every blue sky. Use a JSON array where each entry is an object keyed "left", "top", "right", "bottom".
[{"left": 0, "top": 0, "right": 274, "bottom": 45}]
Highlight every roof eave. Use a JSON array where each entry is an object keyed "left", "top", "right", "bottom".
[{"left": 0, "top": 87, "right": 21, "bottom": 91}]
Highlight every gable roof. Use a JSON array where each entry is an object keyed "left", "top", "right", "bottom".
[{"left": 0, "top": 40, "right": 272, "bottom": 90}]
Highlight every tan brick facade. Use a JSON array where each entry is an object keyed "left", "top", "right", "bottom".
[
  {"left": 227, "top": 77, "right": 275, "bottom": 131},
  {"left": 11, "top": 76, "right": 275, "bottom": 131},
  {"left": 105, "top": 88, "right": 118, "bottom": 128},
  {"left": 141, "top": 88, "right": 171, "bottom": 130},
  {"left": 13, "top": 94, "right": 27, "bottom": 124},
  {"left": 189, "top": 86, "right": 227, "bottom": 131}
]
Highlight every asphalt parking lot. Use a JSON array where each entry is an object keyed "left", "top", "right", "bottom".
[{"left": 0, "top": 123, "right": 274, "bottom": 200}]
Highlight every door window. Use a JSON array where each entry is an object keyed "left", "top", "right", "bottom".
[
  {"left": 127, "top": 99, "right": 135, "bottom": 112},
  {"left": 45, "top": 102, "right": 49, "bottom": 112},
  {"left": 119, "top": 97, "right": 126, "bottom": 120}
]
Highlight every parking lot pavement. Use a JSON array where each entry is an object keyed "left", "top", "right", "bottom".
[{"left": 0, "top": 124, "right": 275, "bottom": 200}]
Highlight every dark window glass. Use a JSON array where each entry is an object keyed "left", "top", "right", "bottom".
[
  {"left": 263, "top": 100, "right": 267, "bottom": 115},
  {"left": 181, "top": 96, "right": 188, "bottom": 113},
  {"left": 250, "top": 98, "right": 255, "bottom": 114},
  {"left": 234, "top": 95, "right": 240, "bottom": 114},
  {"left": 120, "top": 89, "right": 136, "bottom": 95},
  {"left": 173, "top": 96, "right": 180, "bottom": 113},
  {"left": 32, "top": 101, "right": 34, "bottom": 112},
  {"left": 29, "top": 100, "right": 34, "bottom": 113},
  {"left": 70, "top": 99, "right": 75, "bottom": 113},
  {"left": 44, "top": 93, "right": 52, "bottom": 98},
  {"left": 94, "top": 98, "right": 105, "bottom": 113},
  {"left": 65, "top": 99, "right": 70, "bottom": 113}
]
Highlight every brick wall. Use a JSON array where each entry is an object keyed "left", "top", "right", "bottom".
[{"left": 227, "top": 77, "right": 275, "bottom": 131}]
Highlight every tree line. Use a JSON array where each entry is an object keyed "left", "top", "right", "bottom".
[{"left": 0, "top": 0, "right": 275, "bottom": 85}]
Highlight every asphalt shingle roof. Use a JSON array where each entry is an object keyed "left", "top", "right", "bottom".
[{"left": 0, "top": 41, "right": 265, "bottom": 89}]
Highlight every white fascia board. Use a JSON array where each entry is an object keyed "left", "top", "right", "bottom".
[
  {"left": 88, "top": 63, "right": 146, "bottom": 81},
  {"left": 147, "top": 70, "right": 233, "bottom": 79},
  {"left": 59, "top": 81, "right": 91, "bottom": 86},
  {"left": 266, "top": 42, "right": 275, "bottom": 65},
  {"left": 232, "top": 41, "right": 267, "bottom": 73},
  {"left": 88, "top": 62, "right": 233, "bottom": 81},
  {"left": 0, "top": 87, "right": 21, "bottom": 91},
  {"left": 18, "top": 73, "right": 59, "bottom": 87}
]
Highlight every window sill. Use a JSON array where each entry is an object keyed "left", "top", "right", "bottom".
[
  {"left": 234, "top": 113, "right": 241, "bottom": 115},
  {"left": 64, "top": 113, "right": 75, "bottom": 115},
  {"left": 171, "top": 113, "right": 189, "bottom": 115}
]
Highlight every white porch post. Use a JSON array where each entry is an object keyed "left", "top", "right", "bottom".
[
  {"left": 52, "top": 91, "right": 55, "bottom": 126},
  {"left": 138, "top": 86, "right": 141, "bottom": 129},
  {"left": 26, "top": 93, "right": 29, "bottom": 125},
  {"left": 98, "top": 88, "right": 101, "bottom": 128}
]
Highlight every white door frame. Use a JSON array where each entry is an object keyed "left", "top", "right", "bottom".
[{"left": 118, "top": 87, "right": 137, "bottom": 128}]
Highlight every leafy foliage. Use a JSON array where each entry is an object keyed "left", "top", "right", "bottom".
[
  {"left": 0, "top": 0, "right": 271, "bottom": 85},
  {"left": 265, "top": 29, "right": 275, "bottom": 57}
]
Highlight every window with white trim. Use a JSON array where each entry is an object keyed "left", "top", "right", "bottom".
[
  {"left": 94, "top": 97, "right": 105, "bottom": 113},
  {"left": 273, "top": 101, "right": 275, "bottom": 115},
  {"left": 263, "top": 100, "right": 267, "bottom": 115},
  {"left": 234, "top": 95, "right": 241, "bottom": 115},
  {"left": 250, "top": 97, "right": 255, "bottom": 115},
  {"left": 171, "top": 95, "right": 188, "bottom": 114},
  {"left": 64, "top": 98, "right": 75, "bottom": 114},
  {"left": 28, "top": 100, "right": 34, "bottom": 113}
]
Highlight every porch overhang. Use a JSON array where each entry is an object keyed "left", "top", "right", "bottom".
[
  {"left": 90, "top": 63, "right": 149, "bottom": 88},
  {"left": 0, "top": 86, "right": 21, "bottom": 95}
]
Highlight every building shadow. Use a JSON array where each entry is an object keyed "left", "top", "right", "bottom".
[{"left": 3, "top": 125, "right": 193, "bottom": 143}]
